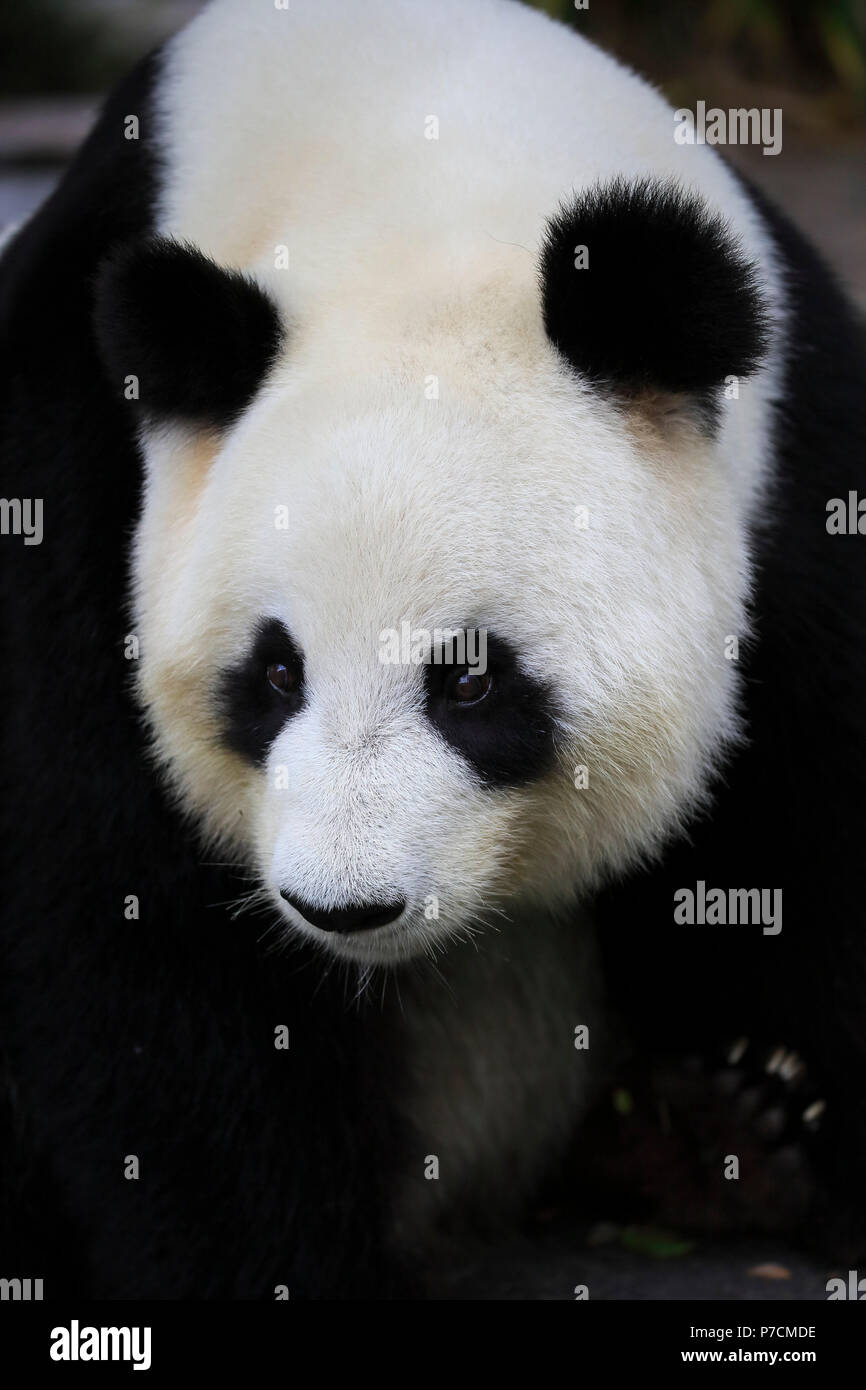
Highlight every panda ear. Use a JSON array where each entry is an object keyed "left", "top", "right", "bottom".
[
  {"left": 539, "top": 178, "right": 767, "bottom": 402},
  {"left": 92, "top": 237, "right": 283, "bottom": 428}
]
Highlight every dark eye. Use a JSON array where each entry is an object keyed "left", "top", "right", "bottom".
[
  {"left": 267, "top": 661, "right": 300, "bottom": 696},
  {"left": 445, "top": 668, "right": 492, "bottom": 706}
]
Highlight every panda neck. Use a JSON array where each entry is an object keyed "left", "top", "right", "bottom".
[{"left": 387, "top": 902, "right": 610, "bottom": 1253}]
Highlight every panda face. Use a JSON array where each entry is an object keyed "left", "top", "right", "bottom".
[
  {"left": 101, "top": 177, "right": 769, "bottom": 966},
  {"left": 128, "top": 342, "right": 747, "bottom": 966}
]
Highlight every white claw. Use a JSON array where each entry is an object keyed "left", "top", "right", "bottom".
[
  {"left": 727, "top": 1036, "right": 749, "bottom": 1066},
  {"left": 802, "top": 1099, "right": 826, "bottom": 1127},
  {"left": 766, "top": 1046, "right": 786, "bottom": 1074},
  {"left": 778, "top": 1051, "right": 803, "bottom": 1083}
]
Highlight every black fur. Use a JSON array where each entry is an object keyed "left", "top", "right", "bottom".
[
  {"left": 424, "top": 632, "right": 558, "bottom": 787},
  {"left": 93, "top": 237, "right": 283, "bottom": 427},
  {"left": 0, "top": 53, "right": 410, "bottom": 1300},
  {"left": 218, "top": 618, "right": 305, "bottom": 766},
  {"left": 595, "top": 175, "right": 866, "bottom": 1261},
  {"left": 540, "top": 176, "right": 768, "bottom": 400}
]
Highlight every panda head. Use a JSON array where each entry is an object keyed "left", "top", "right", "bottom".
[{"left": 94, "top": 177, "right": 767, "bottom": 965}]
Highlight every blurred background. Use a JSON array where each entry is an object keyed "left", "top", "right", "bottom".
[{"left": 1, "top": 0, "right": 864, "bottom": 301}]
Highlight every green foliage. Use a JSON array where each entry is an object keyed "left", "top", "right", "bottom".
[
  {"left": 620, "top": 1225, "right": 696, "bottom": 1258},
  {"left": 527, "top": 0, "right": 866, "bottom": 103}
]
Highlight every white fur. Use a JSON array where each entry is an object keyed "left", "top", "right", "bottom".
[
  {"left": 130, "top": 0, "right": 788, "bottom": 1233},
  {"left": 0, "top": 221, "right": 20, "bottom": 258}
]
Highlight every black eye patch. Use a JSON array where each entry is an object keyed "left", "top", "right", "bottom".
[
  {"left": 424, "top": 631, "right": 559, "bottom": 787},
  {"left": 218, "top": 619, "right": 305, "bottom": 765}
]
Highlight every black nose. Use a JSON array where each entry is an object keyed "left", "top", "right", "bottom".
[{"left": 280, "top": 892, "right": 406, "bottom": 934}]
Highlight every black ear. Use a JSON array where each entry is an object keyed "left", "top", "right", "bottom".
[
  {"left": 539, "top": 177, "right": 767, "bottom": 401},
  {"left": 92, "top": 237, "right": 283, "bottom": 428}
]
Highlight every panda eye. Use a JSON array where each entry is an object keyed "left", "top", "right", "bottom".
[
  {"left": 445, "top": 668, "right": 492, "bottom": 706},
  {"left": 266, "top": 661, "right": 300, "bottom": 696}
]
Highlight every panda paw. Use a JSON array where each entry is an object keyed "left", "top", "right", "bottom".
[
  {"left": 573, "top": 1039, "right": 824, "bottom": 1237},
  {"left": 646, "top": 1038, "right": 823, "bottom": 1234}
]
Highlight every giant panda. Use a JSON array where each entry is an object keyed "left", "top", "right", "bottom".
[{"left": 1, "top": 0, "right": 864, "bottom": 1300}]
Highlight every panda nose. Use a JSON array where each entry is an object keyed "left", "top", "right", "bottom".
[{"left": 280, "top": 892, "right": 406, "bottom": 934}]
